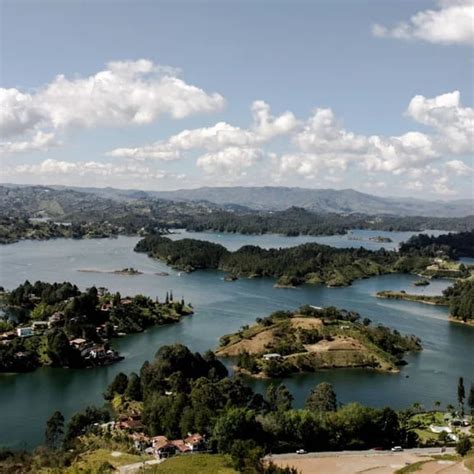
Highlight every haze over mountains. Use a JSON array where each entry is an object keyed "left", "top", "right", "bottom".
[
  {"left": 1, "top": 184, "right": 473, "bottom": 218},
  {"left": 147, "top": 186, "right": 473, "bottom": 217}
]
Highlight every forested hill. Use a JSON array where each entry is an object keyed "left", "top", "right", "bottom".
[
  {"left": 135, "top": 235, "right": 432, "bottom": 287},
  {"left": 399, "top": 231, "right": 474, "bottom": 258}
]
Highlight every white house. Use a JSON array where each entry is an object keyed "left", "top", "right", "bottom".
[{"left": 17, "top": 327, "right": 33, "bottom": 337}]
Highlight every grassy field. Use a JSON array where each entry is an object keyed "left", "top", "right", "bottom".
[{"left": 146, "top": 454, "right": 237, "bottom": 474}]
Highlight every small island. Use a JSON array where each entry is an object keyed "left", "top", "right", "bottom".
[
  {"left": 78, "top": 267, "right": 143, "bottom": 275},
  {"left": 368, "top": 236, "right": 393, "bottom": 243},
  {"left": 216, "top": 305, "right": 421, "bottom": 378},
  {"left": 376, "top": 290, "right": 447, "bottom": 306},
  {"left": 414, "top": 279, "right": 430, "bottom": 286},
  {"left": 0, "top": 282, "right": 193, "bottom": 373}
]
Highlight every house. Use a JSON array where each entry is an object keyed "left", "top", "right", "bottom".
[
  {"left": 17, "top": 327, "right": 33, "bottom": 337},
  {"left": 100, "top": 303, "right": 113, "bottom": 312},
  {"left": 263, "top": 353, "right": 282, "bottom": 361},
  {"left": 90, "top": 345, "right": 107, "bottom": 359},
  {"left": 130, "top": 432, "right": 151, "bottom": 451},
  {"left": 121, "top": 298, "right": 133, "bottom": 305},
  {"left": 184, "top": 433, "right": 206, "bottom": 451},
  {"left": 171, "top": 439, "right": 191, "bottom": 453},
  {"left": 32, "top": 321, "right": 49, "bottom": 333},
  {"left": 69, "top": 338, "right": 87, "bottom": 350},
  {"left": 116, "top": 414, "right": 145, "bottom": 432},
  {"left": 152, "top": 436, "right": 177, "bottom": 458}
]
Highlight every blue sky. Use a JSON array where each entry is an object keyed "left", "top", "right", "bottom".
[{"left": 1, "top": 0, "right": 473, "bottom": 199}]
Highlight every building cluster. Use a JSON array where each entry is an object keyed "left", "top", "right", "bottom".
[{"left": 101, "top": 413, "right": 208, "bottom": 459}]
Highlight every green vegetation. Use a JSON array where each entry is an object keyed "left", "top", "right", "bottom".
[
  {"left": 148, "top": 454, "right": 237, "bottom": 473},
  {"left": 444, "top": 279, "right": 474, "bottom": 324},
  {"left": 376, "top": 291, "right": 448, "bottom": 306},
  {"left": 0, "top": 281, "right": 193, "bottom": 372},
  {"left": 399, "top": 231, "right": 474, "bottom": 258},
  {"left": 1, "top": 343, "right": 472, "bottom": 473},
  {"left": 217, "top": 306, "right": 422, "bottom": 377},
  {"left": 136, "top": 235, "right": 410, "bottom": 287},
  {"left": 376, "top": 278, "right": 474, "bottom": 325},
  {"left": 136, "top": 231, "right": 474, "bottom": 288}
]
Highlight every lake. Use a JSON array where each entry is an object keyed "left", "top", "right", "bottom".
[{"left": 0, "top": 231, "right": 472, "bottom": 449}]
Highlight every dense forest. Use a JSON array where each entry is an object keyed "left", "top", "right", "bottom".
[
  {"left": 443, "top": 279, "right": 474, "bottom": 323},
  {"left": 135, "top": 234, "right": 438, "bottom": 287},
  {"left": 399, "top": 231, "right": 474, "bottom": 258}
]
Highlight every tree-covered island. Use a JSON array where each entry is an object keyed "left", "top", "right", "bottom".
[
  {"left": 0, "top": 281, "right": 193, "bottom": 373},
  {"left": 216, "top": 305, "right": 421, "bottom": 377},
  {"left": 134, "top": 230, "right": 474, "bottom": 288},
  {"left": 377, "top": 278, "right": 474, "bottom": 326}
]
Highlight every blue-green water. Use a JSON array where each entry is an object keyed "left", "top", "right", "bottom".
[{"left": 0, "top": 232, "right": 472, "bottom": 449}]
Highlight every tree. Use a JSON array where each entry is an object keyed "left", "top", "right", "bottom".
[
  {"left": 458, "top": 377, "right": 465, "bottom": 416},
  {"left": 468, "top": 384, "right": 474, "bottom": 416},
  {"left": 44, "top": 411, "right": 64, "bottom": 450},
  {"left": 456, "top": 436, "right": 472, "bottom": 456},
  {"left": 306, "top": 382, "right": 337, "bottom": 412},
  {"left": 124, "top": 373, "right": 142, "bottom": 401},
  {"left": 103, "top": 372, "right": 128, "bottom": 400},
  {"left": 266, "top": 384, "right": 293, "bottom": 412}
]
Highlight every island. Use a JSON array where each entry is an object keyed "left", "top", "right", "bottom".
[
  {"left": 78, "top": 267, "right": 143, "bottom": 275},
  {"left": 216, "top": 305, "right": 422, "bottom": 377},
  {"left": 0, "top": 281, "right": 193, "bottom": 373},
  {"left": 376, "top": 278, "right": 474, "bottom": 326},
  {"left": 368, "top": 236, "right": 393, "bottom": 243},
  {"left": 135, "top": 231, "right": 474, "bottom": 288}
]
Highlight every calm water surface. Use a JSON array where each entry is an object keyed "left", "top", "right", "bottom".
[{"left": 0, "top": 232, "right": 472, "bottom": 449}]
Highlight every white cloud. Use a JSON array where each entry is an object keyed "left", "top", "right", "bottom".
[
  {"left": 107, "top": 100, "right": 298, "bottom": 161},
  {"left": 372, "top": 0, "right": 474, "bottom": 45},
  {"left": 280, "top": 108, "right": 439, "bottom": 177},
  {"left": 445, "top": 159, "right": 473, "bottom": 175},
  {"left": 433, "top": 175, "right": 456, "bottom": 195},
  {"left": 407, "top": 90, "right": 474, "bottom": 154},
  {"left": 0, "top": 59, "right": 225, "bottom": 155},
  {"left": 196, "top": 147, "right": 262, "bottom": 175},
  {"left": 0, "top": 131, "right": 58, "bottom": 156}
]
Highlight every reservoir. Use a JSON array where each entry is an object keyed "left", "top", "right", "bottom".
[{"left": 0, "top": 231, "right": 472, "bottom": 449}]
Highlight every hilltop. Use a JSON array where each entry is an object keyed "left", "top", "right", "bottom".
[{"left": 217, "top": 305, "right": 421, "bottom": 377}]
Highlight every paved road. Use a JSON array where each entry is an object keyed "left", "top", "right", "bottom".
[{"left": 265, "top": 447, "right": 456, "bottom": 460}]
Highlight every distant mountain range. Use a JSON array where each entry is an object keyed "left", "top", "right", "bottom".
[
  {"left": 1, "top": 184, "right": 473, "bottom": 218},
  {"left": 145, "top": 186, "right": 473, "bottom": 217}
]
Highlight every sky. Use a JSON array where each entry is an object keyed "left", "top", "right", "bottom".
[{"left": 0, "top": 0, "right": 473, "bottom": 199}]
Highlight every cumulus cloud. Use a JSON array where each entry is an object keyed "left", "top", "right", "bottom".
[
  {"left": 107, "top": 100, "right": 298, "bottom": 163},
  {"left": 196, "top": 147, "right": 262, "bottom": 175},
  {"left": 445, "top": 159, "right": 473, "bottom": 175},
  {"left": 372, "top": 0, "right": 474, "bottom": 45},
  {"left": 406, "top": 90, "right": 474, "bottom": 154},
  {"left": 0, "top": 131, "right": 58, "bottom": 156},
  {"left": 279, "top": 108, "right": 439, "bottom": 178},
  {"left": 0, "top": 59, "right": 225, "bottom": 156}
]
